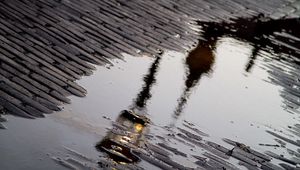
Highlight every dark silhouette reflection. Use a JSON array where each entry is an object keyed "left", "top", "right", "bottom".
[
  {"left": 96, "top": 15, "right": 300, "bottom": 165},
  {"left": 96, "top": 55, "right": 161, "bottom": 164},
  {"left": 194, "top": 16, "right": 300, "bottom": 155},
  {"left": 170, "top": 15, "right": 300, "bottom": 123},
  {"left": 96, "top": 32, "right": 218, "bottom": 164},
  {"left": 196, "top": 15, "right": 300, "bottom": 72},
  {"left": 195, "top": 15, "right": 300, "bottom": 111},
  {"left": 96, "top": 38, "right": 218, "bottom": 163},
  {"left": 173, "top": 39, "right": 215, "bottom": 119},
  {"left": 132, "top": 56, "right": 161, "bottom": 110}
]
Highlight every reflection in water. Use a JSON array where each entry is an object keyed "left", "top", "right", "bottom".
[
  {"left": 96, "top": 110, "right": 148, "bottom": 163},
  {"left": 96, "top": 55, "right": 161, "bottom": 164},
  {"left": 195, "top": 15, "right": 300, "bottom": 163},
  {"left": 96, "top": 38, "right": 216, "bottom": 164},
  {"left": 96, "top": 15, "right": 300, "bottom": 166},
  {"left": 173, "top": 39, "right": 215, "bottom": 119},
  {"left": 132, "top": 56, "right": 162, "bottom": 112},
  {"left": 196, "top": 15, "right": 300, "bottom": 111},
  {"left": 197, "top": 15, "right": 300, "bottom": 72},
  {"left": 171, "top": 15, "right": 300, "bottom": 122}
]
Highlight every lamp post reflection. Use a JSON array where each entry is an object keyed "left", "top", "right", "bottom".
[
  {"left": 96, "top": 55, "right": 161, "bottom": 164},
  {"left": 172, "top": 15, "right": 300, "bottom": 122},
  {"left": 96, "top": 15, "right": 300, "bottom": 164},
  {"left": 96, "top": 40, "right": 216, "bottom": 164},
  {"left": 173, "top": 39, "right": 216, "bottom": 120},
  {"left": 96, "top": 110, "right": 149, "bottom": 163},
  {"left": 96, "top": 26, "right": 217, "bottom": 164}
]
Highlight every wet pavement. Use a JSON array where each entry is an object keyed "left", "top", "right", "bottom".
[{"left": 1, "top": 0, "right": 300, "bottom": 170}]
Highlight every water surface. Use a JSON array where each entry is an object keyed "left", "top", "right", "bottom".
[{"left": 1, "top": 16, "right": 300, "bottom": 169}]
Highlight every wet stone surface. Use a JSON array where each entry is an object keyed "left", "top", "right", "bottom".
[
  {"left": 0, "top": 0, "right": 293, "bottom": 121},
  {"left": 1, "top": 0, "right": 300, "bottom": 170}
]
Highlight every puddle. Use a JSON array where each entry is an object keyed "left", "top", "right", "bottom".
[{"left": 1, "top": 15, "right": 300, "bottom": 169}]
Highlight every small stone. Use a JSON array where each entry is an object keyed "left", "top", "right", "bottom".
[
  {"left": 174, "top": 34, "right": 181, "bottom": 38},
  {"left": 0, "top": 114, "right": 7, "bottom": 122},
  {"left": 102, "top": 116, "right": 111, "bottom": 120},
  {"left": 0, "top": 123, "right": 7, "bottom": 129}
]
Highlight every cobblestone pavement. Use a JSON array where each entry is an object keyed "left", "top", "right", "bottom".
[{"left": 1, "top": 0, "right": 300, "bottom": 169}]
